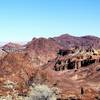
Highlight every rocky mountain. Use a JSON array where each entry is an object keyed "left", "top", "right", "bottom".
[
  {"left": 54, "top": 34, "right": 100, "bottom": 49},
  {"left": 25, "top": 37, "right": 62, "bottom": 66},
  {"left": 23, "top": 34, "right": 100, "bottom": 67},
  {"left": 0, "top": 34, "right": 100, "bottom": 100}
]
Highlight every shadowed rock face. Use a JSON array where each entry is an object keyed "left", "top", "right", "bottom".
[{"left": 0, "top": 34, "right": 100, "bottom": 99}]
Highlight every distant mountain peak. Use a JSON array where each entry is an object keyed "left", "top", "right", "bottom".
[{"left": 56, "top": 33, "right": 73, "bottom": 37}]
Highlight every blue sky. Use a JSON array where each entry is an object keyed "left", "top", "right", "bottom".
[{"left": 0, "top": 0, "right": 100, "bottom": 42}]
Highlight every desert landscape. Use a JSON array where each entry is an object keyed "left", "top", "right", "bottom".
[
  {"left": 0, "top": 0, "right": 100, "bottom": 99},
  {"left": 0, "top": 34, "right": 100, "bottom": 100}
]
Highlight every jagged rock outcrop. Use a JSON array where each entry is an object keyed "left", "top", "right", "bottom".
[
  {"left": 0, "top": 34, "right": 100, "bottom": 99},
  {"left": 39, "top": 48, "right": 100, "bottom": 99},
  {"left": 25, "top": 34, "right": 100, "bottom": 68}
]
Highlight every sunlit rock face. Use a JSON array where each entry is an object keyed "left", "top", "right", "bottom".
[
  {"left": 0, "top": 52, "right": 38, "bottom": 96},
  {"left": 39, "top": 48, "right": 100, "bottom": 100},
  {"left": 54, "top": 34, "right": 100, "bottom": 49},
  {"left": 25, "top": 38, "right": 62, "bottom": 66},
  {"left": 0, "top": 34, "right": 100, "bottom": 99}
]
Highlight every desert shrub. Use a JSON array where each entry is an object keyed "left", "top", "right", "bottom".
[
  {"left": 0, "top": 83, "right": 58, "bottom": 100},
  {"left": 26, "top": 84, "right": 57, "bottom": 100},
  {"left": 0, "top": 95, "right": 12, "bottom": 100}
]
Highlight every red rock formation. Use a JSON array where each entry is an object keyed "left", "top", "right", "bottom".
[
  {"left": 26, "top": 38, "right": 62, "bottom": 66},
  {"left": 0, "top": 34, "right": 99, "bottom": 99},
  {"left": 0, "top": 52, "right": 39, "bottom": 96},
  {"left": 54, "top": 34, "right": 100, "bottom": 49},
  {"left": 3, "top": 42, "right": 22, "bottom": 49}
]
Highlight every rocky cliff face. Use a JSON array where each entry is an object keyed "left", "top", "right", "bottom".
[
  {"left": 25, "top": 34, "right": 100, "bottom": 67},
  {"left": 0, "top": 34, "right": 100, "bottom": 100},
  {"left": 41, "top": 48, "right": 100, "bottom": 99}
]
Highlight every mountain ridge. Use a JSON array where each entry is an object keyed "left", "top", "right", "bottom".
[{"left": 0, "top": 33, "right": 100, "bottom": 99}]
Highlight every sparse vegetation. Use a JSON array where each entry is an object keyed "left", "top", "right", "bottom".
[
  {"left": 0, "top": 84, "right": 58, "bottom": 100},
  {"left": 26, "top": 84, "right": 57, "bottom": 100}
]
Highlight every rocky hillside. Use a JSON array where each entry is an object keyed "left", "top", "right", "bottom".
[
  {"left": 0, "top": 34, "right": 99, "bottom": 100},
  {"left": 25, "top": 34, "right": 100, "bottom": 66},
  {"left": 25, "top": 38, "right": 62, "bottom": 66},
  {"left": 54, "top": 34, "right": 100, "bottom": 49}
]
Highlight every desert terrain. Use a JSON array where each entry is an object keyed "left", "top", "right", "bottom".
[{"left": 0, "top": 34, "right": 100, "bottom": 100}]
